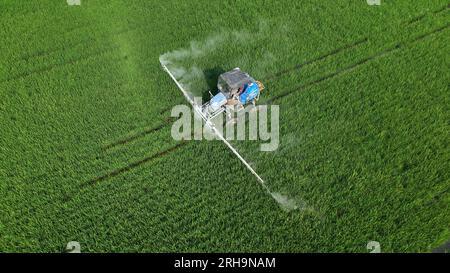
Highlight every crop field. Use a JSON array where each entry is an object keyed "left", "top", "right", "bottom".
[{"left": 0, "top": 0, "right": 449, "bottom": 252}]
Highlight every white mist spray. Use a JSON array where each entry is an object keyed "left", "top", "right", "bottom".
[{"left": 160, "top": 25, "right": 313, "bottom": 213}]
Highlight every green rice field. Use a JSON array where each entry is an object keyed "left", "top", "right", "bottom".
[{"left": 0, "top": 0, "right": 449, "bottom": 252}]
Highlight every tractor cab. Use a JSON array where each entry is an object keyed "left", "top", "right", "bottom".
[
  {"left": 201, "top": 67, "right": 264, "bottom": 120},
  {"left": 217, "top": 68, "right": 255, "bottom": 99}
]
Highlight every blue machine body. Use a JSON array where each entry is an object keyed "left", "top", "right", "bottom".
[
  {"left": 202, "top": 68, "right": 264, "bottom": 118},
  {"left": 209, "top": 92, "right": 228, "bottom": 112},
  {"left": 239, "top": 82, "right": 260, "bottom": 105}
]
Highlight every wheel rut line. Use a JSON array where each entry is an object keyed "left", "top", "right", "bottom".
[
  {"left": 101, "top": 100, "right": 186, "bottom": 152},
  {"left": 264, "top": 6, "right": 444, "bottom": 83},
  {"left": 6, "top": 23, "right": 90, "bottom": 58},
  {"left": 0, "top": 46, "right": 120, "bottom": 84},
  {"left": 18, "top": 28, "right": 96, "bottom": 61},
  {"left": 263, "top": 37, "right": 368, "bottom": 81},
  {"left": 85, "top": 142, "right": 188, "bottom": 185},
  {"left": 406, "top": 14, "right": 426, "bottom": 26},
  {"left": 265, "top": 46, "right": 398, "bottom": 103},
  {"left": 158, "top": 99, "right": 186, "bottom": 115},
  {"left": 265, "top": 24, "right": 449, "bottom": 104},
  {"left": 409, "top": 22, "right": 449, "bottom": 43},
  {"left": 14, "top": 24, "right": 144, "bottom": 64},
  {"left": 18, "top": 38, "right": 99, "bottom": 62},
  {"left": 433, "top": 3, "right": 450, "bottom": 14},
  {"left": 101, "top": 96, "right": 202, "bottom": 153},
  {"left": 103, "top": 117, "right": 175, "bottom": 150},
  {"left": 11, "top": 19, "right": 447, "bottom": 176},
  {"left": 424, "top": 186, "right": 450, "bottom": 206},
  {"left": 118, "top": 23, "right": 449, "bottom": 148},
  {"left": 10, "top": 4, "right": 444, "bottom": 78},
  {"left": 9, "top": 2, "right": 445, "bottom": 70}
]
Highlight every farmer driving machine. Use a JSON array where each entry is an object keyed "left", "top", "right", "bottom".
[{"left": 202, "top": 68, "right": 265, "bottom": 120}]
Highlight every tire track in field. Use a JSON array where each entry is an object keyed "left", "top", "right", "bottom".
[
  {"left": 102, "top": 117, "right": 175, "bottom": 150},
  {"left": 433, "top": 3, "right": 450, "bottom": 14},
  {"left": 409, "top": 3, "right": 449, "bottom": 27},
  {"left": 15, "top": 2, "right": 444, "bottom": 72},
  {"left": 4, "top": 23, "right": 90, "bottom": 52},
  {"left": 74, "top": 24, "right": 450, "bottom": 185},
  {"left": 2, "top": 24, "right": 147, "bottom": 84},
  {"left": 85, "top": 142, "right": 188, "bottom": 185},
  {"left": 0, "top": 45, "right": 120, "bottom": 84},
  {"left": 90, "top": 7, "right": 446, "bottom": 175},
  {"left": 403, "top": 3, "right": 448, "bottom": 26},
  {"left": 262, "top": 6, "right": 440, "bottom": 83},
  {"left": 105, "top": 38, "right": 369, "bottom": 148},
  {"left": 266, "top": 3, "right": 449, "bottom": 83},
  {"left": 265, "top": 23, "right": 450, "bottom": 104},
  {"left": 18, "top": 24, "right": 93, "bottom": 61},
  {"left": 15, "top": 3, "right": 438, "bottom": 79},
  {"left": 425, "top": 185, "right": 449, "bottom": 207},
  {"left": 15, "top": 24, "right": 146, "bottom": 63},
  {"left": 406, "top": 14, "right": 427, "bottom": 26},
  {"left": 158, "top": 98, "right": 186, "bottom": 115},
  {"left": 99, "top": 11, "right": 437, "bottom": 151},
  {"left": 101, "top": 98, "right": 186, "bottom": 151},
  {"left": 263, "top": 38, "right": 368, "bottom": 81}
]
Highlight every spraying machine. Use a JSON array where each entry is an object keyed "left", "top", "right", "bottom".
[
  {"left": 161, "top": 62, "right": 267, "bottom": 186},
  {"left": 202, "top": 68, "right": 265, "bottom": 120}
]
